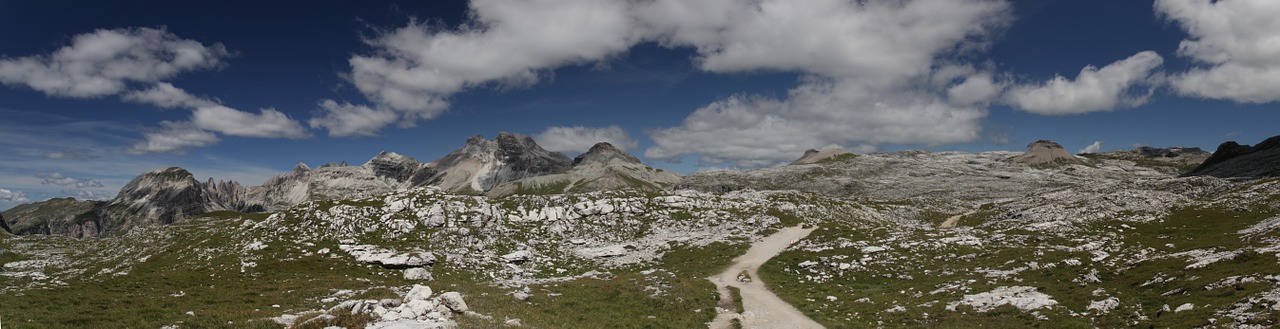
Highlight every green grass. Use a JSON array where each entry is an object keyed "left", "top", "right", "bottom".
[{"left": 756, "top": 204, "right": 1280, "bottom": 328}]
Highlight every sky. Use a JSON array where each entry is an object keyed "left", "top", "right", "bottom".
[{"left": 2, "top": 0, "right": 1280, "bottom": 210}]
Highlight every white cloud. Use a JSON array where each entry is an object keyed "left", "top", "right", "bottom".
[
  {"left": 336, "top": 0, "right": 1011, "bottom": 164},
  {"left": 534, "top": 125, "right": 637, "bottom": 155},
  {"left": 63, "top": 189, "right": 116, "bottom": 201},
  {"left": 127, "top": 121, "right": 221, "bottom": 154},
  {"left": 646, "top": 80, "right": 988, "bottom": 166},
  {"left": 1079, "top": 141, "right": 1103, "bottom": 154},
  {"left": 947, "top": 72, "right": 1004, "bottom": 106},
  {"left": 348, "top": 0, "right": 640, "bottom": 121},
  {"left": 309, "top": 100, "right": 400, "bottom": 137},
  {"left": 1004, "top": 51, "right": 1164, "bottom": 115},
  {"left": 0, "top": 27, "right": 229, "bottom": 98},
  {"left": 191, "top": 105, "right": 308, "bottom": 139},
  {"left": 0, "top": 188, "right": 30, "bottom": 203},
  {"left": 37, "top": 172, "right": 104, "bottom": 188},
  {"left": 1157, "top": 0, "right": 1280, "bottom": 103},
  {"left": 122, "top": 82, "right": 218, "bottom": 109},
  {"left": 645, "top": 0, "right": 1012, "bottom": 166}
]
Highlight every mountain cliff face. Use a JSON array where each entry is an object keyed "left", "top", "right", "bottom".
[
  {"left": 0, "top": 198, "right": 103, "bottom": 237},
  {"left": 428, "top": 132, "right": 572, "bottom": 193},
  {"left": 487, "top": 142, "right": 680, "bottom": 197},
  {"left": 1185, "top": 135, "right": 1280, "bottom": 178},
  {"left": 98, "top": 167, "right": 212, "bottom": 235}
]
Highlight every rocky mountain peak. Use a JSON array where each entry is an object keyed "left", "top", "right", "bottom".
[
  {"left": 573, "top": 142, "right": 641, "bottom": 166},
  {"left": 791, "top": 148, "right": 852, "bottom": 165},
  {"left": 365, "top": 150, "right": 436, "bottom": 185},
  {"left": 1029, "top": 140, "right": 1064, "bottom": 149},
  {"left": 1011, "top": 140, "right": 1084, "bottom": 165},
  {"left": 292, "top": 162, "right": 311, "bottom": 174},
  {"left": 101, "top": 166, "right": 209, "bottom": 235}
]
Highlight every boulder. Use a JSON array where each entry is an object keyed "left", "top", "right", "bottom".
[
  {"left": 404, "top": 267, "right": 434, "bottom": 281},
  {"left": 405, "top": 285, "right": 434, "bottom": 303},
  {"left": 438, "top": 292, "right": 468, "bottom": 313}
]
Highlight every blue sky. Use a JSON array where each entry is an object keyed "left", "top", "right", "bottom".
[{"left": 2, "top": 0, "right": 1279, "bottom": 210}]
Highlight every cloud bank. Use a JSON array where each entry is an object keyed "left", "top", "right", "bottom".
[
  {"left": 326, "top": 0, "right": 1012, "bottom": 166},
  {"left": 534, "top": 125, "right": 637, "bottom": 155}
]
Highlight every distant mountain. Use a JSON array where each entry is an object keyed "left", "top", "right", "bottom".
[
  {"left": 1, "top": 132, "right": 583, "bottom": 237},
  {"left": 1, "top": 197, "right": 102, "bottom": 237},
  {"left": 1010, "top": 140, "right": 1085, "bottom": 166},
  {"left": 791, "top": 148, "right": 853, "bottom": 165},
  {"left": 1184, "top": 135, "right": 1280, "bottom": 178},
  {"left": 487, "top": 142, "right": 680, "bottom": 197},
  {"left": 428, "top": 132, "right": 572, "bottom": 193}
]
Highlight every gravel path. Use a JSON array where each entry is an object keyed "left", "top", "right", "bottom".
[
  {"left": 708, "top": 226, "right": 823, "bottom": 329},
  {"left": 939, "top": 211, "right": 976, "bottom": 229}
]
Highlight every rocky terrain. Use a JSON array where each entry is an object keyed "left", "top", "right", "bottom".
[{"left": 1, "top": 136, "right": 1278, "bottom": 328}]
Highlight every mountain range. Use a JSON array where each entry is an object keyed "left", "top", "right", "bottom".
[{"left": 3, "top": 134, "right": 1277, "bottom": 238}]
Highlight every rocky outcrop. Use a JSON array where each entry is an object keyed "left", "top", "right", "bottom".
[
  {"left": 1010, "top": 140, "right": 1085, "bottom": 166},
  {"left": 1185, "top": 135, "right": 1280, "bottom": 178},
  {"left": 0, "top": 198, "right": 104, "bottom": 238},
  {"left": 428, "top": 132, "right": 572, "bottom": 193},
  {"left": 791, "top": 148, "right": 853, "bottom": 165},
  {"left": 486, "top": 142, "right": 681, "bottom": 197}
]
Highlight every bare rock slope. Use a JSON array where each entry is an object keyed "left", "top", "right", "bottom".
[{"left": 487, "top": 142, "right": 680, "bottom": 197}]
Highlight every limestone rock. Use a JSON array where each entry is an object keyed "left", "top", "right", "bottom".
[
  {"left": 438, "top": 292, "right": 468, "bottom": 313},
  {"left": 404, "top": 268, "right": 434, "bottom": 281}
]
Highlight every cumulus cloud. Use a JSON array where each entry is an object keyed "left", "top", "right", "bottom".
[
  {"left": 348, "top": 0, "right": 640, "bottom": 120},
  {"left": 191, "top": 106, "right": 308, "bottom": 139},
  {"left": 0, "top": 188, "right": 30, "bottom": 203},
  {"left": 1079, "top": 141, "right": 1103, "bottom": 154},
  {"left": 334, "top": 0, "right": 1011, "bottom": 164},
  {"left": 644, "top": 0, "right": 1012, "bottom": 165},
  {"left": 0, "top": 27, "right": 230, "bottom": 98},
  {"left": 1156, "top": 0, "right": 1280, "bottom": 103},
  {"left": 122, "top": 82, "right": 218, "bottom": 109},
  {"left": 64, "top": 189, "right": 116, "bottom": 201},
  {"left": 534, "top": 125, "right": 637, "bottom": 155},
  {"left": 309, "top": 100, "right": 400, "bottom": 137},
  {"left": 37, "top": 172, "right": 104, "bottom": 188},
  {"left": 1004, "top": 51, "right": 1164, "bottom": 115},
  {"left": 646, "top": 80, "right": 988, "bottom": 166},
  {"left": 127, "top": 121, "right": 221, "bottom": 154}
]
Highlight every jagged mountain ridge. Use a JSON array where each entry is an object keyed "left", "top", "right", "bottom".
[
  {"left": 486, "top": 142, "right": 681, "bottom": 198},
  {"left": 428, "top": 133, "right": 572, "bottom": 193},
  {"left": 2, "top": 133, "right": 582, "bottom": 237}
]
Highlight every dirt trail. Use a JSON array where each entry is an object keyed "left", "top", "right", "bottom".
[
  {"left": 708, "top": 226, "right": 823, "bottom": 329},
  {"left": 939, "top": 211, "right": 976, "bottom": 229}
]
